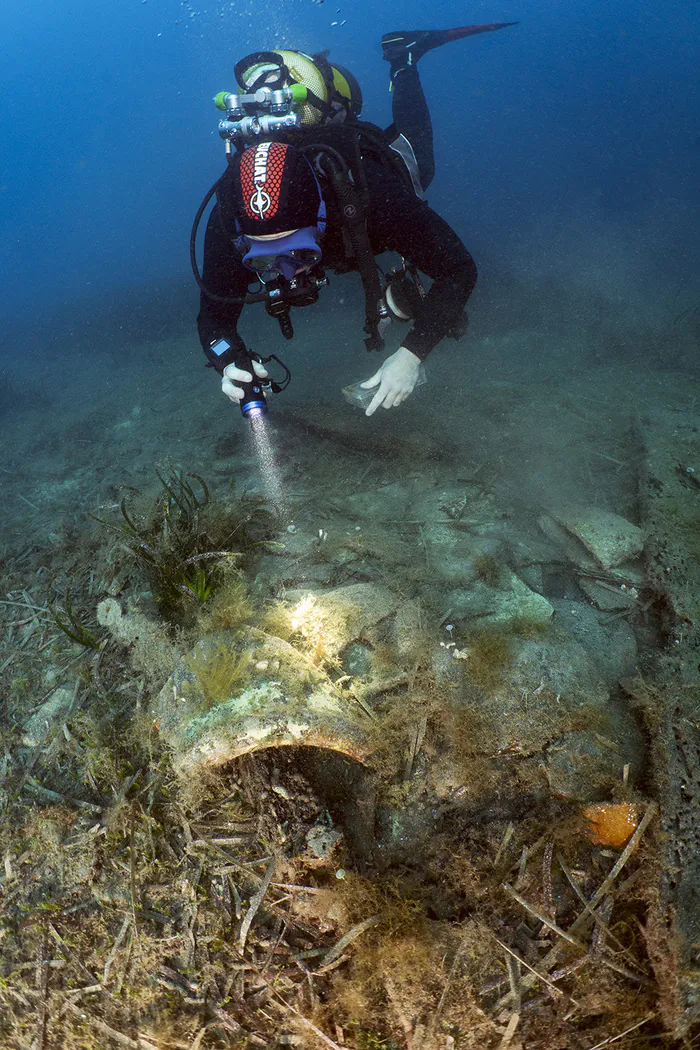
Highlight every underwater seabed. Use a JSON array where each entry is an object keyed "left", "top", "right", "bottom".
[{"left": 1, "top": 352, "right": 700, "bottom": 1047}]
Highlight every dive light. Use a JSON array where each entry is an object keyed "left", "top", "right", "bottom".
[
  {"left": 231, "top": 347, "right": 268, "bottom": 419},
  {"left": 208, "top": 339, "right": 291, "bottom": 420}
]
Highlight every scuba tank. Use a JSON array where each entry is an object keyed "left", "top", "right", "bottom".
[{"left": 234, "top": 49, "right": 363, "bottom": 127}]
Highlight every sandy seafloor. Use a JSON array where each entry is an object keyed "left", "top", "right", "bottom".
[
  {"left": 1, "top": 262, "right": 700, "bottom": 1047},
  {"left": 2, "top": 266, "right": 698, "bottom": 561}
]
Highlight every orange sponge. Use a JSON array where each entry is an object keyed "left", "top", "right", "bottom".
[{"left": 582, "top": 802, "right": 639, "bottom": 848}]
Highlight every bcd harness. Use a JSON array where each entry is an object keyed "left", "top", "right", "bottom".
[{"left": 190, "top": 60, "right": 425, "bottom": 353}]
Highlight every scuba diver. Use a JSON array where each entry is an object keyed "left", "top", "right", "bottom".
[{"left": 193, "top": 25, "right": 516, "bottom": 418}]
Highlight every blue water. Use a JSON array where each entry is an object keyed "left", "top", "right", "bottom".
[{"left": 2, "top": 0, "right": 698, "bottom": 336}]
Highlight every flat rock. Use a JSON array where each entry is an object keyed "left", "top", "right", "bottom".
[
  {"left": 550, "top": 599, "right": 638, "bottom": 686},
  {"left": 551, "top": 506, "right": 644, "bottom": 570},
  {"left": 577, "top": 576, "right": 638, "bottom": 611},
  {"left": 538, "top": 514, "right": 599, "bottom": 571},
  {"left": 337, "top": 481, "right": 412, "bottom": 521},
  {"left": 447, "top": 573, "right": 554, "bottom": 627},
  {"left": 456, "top": 633, "right": 644, "bottom": 779}
]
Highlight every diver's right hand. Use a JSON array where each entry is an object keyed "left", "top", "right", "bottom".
[{"left": 221, "top": 360, "right": 268, "bottom": 404}]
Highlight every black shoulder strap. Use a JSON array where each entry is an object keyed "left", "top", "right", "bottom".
[
  {"left": 310, "top": 50, "right": 346, "bottom": 120},
  {"left": 296, "top": 129, "right": 387, "bottom": 350},
  {"left": 215, "top": 155, "right": 243, "bottom": 239}
]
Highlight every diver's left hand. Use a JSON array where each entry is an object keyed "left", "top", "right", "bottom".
[{"left": 360, "top": 346, "right": 421, "bottom": 417}]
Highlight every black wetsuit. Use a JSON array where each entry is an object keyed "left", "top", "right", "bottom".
[{"left": 197, "top": 67, "right": 477, "bottom": 370}]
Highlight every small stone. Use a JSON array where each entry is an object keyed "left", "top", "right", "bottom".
[{"left": 306, "top": 824, "right": 342, "bottom": 859}]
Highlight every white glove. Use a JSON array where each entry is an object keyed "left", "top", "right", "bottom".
[
  {"left": 360, "top": 346, "right": 421, "bottom": 417},
  {"left": 221, "top": 359, "right": 268, "bottom": 404}
]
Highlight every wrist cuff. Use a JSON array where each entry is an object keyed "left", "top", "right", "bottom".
[{"left": 204, "top": 336, "right": 245, "bottom": 375}]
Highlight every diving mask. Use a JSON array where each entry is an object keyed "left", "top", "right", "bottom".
[{"left": 239, "top": 226, "right": 322, "bottom": 280}]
